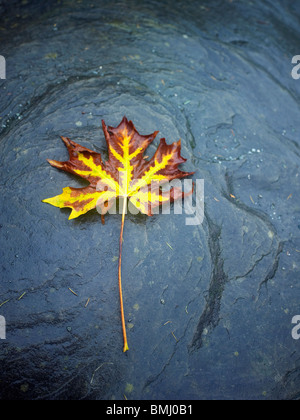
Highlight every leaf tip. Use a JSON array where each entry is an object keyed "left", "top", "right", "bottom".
[
  {"left": 47, "top": 159, "right": 64, "bottom": 169},
  {"left": 68, "top": 212, "right": 78, "bottom": 221}
]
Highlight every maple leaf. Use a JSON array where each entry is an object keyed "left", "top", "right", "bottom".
[{"left": 43, "top": 116, "right": 194, "bottom": 352}]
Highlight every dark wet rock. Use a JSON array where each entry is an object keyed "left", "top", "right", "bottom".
[{"left": 0, "top": 0, "right": 300, "bottom": 400}]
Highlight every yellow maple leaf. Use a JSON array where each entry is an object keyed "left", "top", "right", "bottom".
[{"left": 43, "top": 116, "right": 194, "bottom": 351}]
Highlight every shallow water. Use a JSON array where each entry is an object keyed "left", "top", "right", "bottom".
[{"left": 0, "top": 0, "right": 300, "bottom": 400}]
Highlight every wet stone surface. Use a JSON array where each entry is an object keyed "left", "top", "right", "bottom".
[{"left": 0, "top": 0, "right": 300, "bottom": 400}]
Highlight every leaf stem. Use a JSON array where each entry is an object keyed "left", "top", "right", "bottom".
[{"left": 119, "top": 197, "right": 129, "bottom": 352}]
